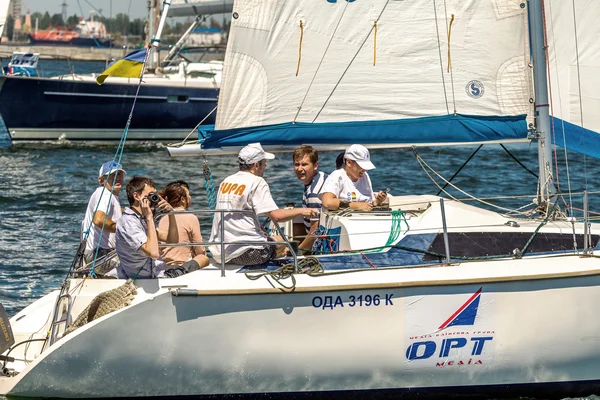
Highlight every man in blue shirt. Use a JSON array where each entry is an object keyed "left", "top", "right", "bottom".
[{"left": 293, "top": 145, "right": 328, "bottom": 253}]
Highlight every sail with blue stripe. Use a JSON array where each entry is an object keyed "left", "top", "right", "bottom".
[
  {"left": 199, "top": 0, "right": 533, "bottom": 151},
  {"left": 545, "top": 0, "right": 600, "bottom": 158}
]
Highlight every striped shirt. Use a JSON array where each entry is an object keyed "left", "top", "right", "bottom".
[{"left": 302, "top": 171, "right": 328, "bottom": 232}]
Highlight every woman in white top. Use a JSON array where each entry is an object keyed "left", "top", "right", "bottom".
[{"left": 320, "top": 144, "right": 387, "bottom": 211}]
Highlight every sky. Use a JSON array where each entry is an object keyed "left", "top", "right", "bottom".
[{"left": 23, "top": 0, "right": 148, "bottom": 19}]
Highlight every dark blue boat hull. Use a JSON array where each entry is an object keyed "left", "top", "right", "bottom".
[{"left": 0, "top": 75, "right": 218, "bottom": 142}]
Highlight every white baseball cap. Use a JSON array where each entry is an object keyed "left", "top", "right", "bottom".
[
  {"left": 238, "top": 143, "right": 275, "bottom": 164},
  {"left": 98, "top": 161, "right": 126, "bottom": 178},
  {"left": 344, "top": 144, "right": 375, "bottom": 170}
]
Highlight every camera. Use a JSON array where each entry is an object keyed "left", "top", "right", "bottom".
[{"left": 147, "top": 192, "right": 160, "bottom": 207}]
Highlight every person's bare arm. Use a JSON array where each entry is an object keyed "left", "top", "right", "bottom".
[
  {"left": 190, "top": 216, "right": 206, "bottom": 256},
  {"left": 268, "top": 207, "right": 318, "bottom": 223},
  {"left": 298, "top": 219, "right": 319, "bottom": 252},
  {"left": 92, "top": 211, "right": 117, "bottom": 233},
  {"left": 322, "top": 192, "right": 372, "bottom": 211}
]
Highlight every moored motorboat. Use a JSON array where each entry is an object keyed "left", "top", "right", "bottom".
[{"left": 0, "top": 63, "right": 220, "bottom": 142}]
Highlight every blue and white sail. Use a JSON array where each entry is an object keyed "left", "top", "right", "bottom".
[
  {"left": 545, "top": 0, "right": 600, "bottom": 159},
  {"left": 197, "top": 0, "right": 533, "bottom": 151}
]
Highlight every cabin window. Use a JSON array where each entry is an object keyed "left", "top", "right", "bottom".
[
  {"left": 167, "top": 95, "right": 189, "bottom": 103},
  {"left": 423, "top": 232, "right": 599, "bottom": 261}
]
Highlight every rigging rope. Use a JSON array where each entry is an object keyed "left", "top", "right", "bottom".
[
  {"left": 244, "top": 257, "right": 325, "bottom": 292},
  {"left": 499, "top": 144, "right": 538, "bottom": 179},
  {"left": 413, "top": 147, "right": 536, "bottom": 216},
  {"left": 384, "top": 210, "right": 408, "bottom": 247},
  {"left": 544, "top": 0, "right": 575, "bottom": 218},
  {"left": 86, "top": 47, "right": 152, "bottom": 278},
  {"left": 203, "top": 157, "right": 217, "bottom": 211},
  {"left": 312, "top": 0, "right": 391, "bottom": 122},
  {"left": 168, "top": 105, "right": 218, "bottom": 148},
  {"left": 293, "top": 1, "right": 352, "bottom": 123},
  {"left": 569, "top": 0, "right": 589, "bottom": 199},
  {"left": 436, "top": 144, "right": 482, "bottom": 196}
]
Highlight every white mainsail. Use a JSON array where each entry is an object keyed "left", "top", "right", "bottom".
[
  {"left": 545, "top": 0, "right": 600, "bottom": 157},
  {"left": 0, "top": 0, "right": 11, "bottom": 38},
  {"left": 216, "top": 0, "right": 533, "bottom": 132}
]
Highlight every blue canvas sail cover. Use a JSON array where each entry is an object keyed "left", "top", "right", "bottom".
[
  {"left": 200, "top": 114, "right": 528, "bottom": 149},
  {"left": 551, "top": 118, "right": 600, "bottom": 159},
  {"left": 206, "top": 1, "right": 534, "bottom": 150}
]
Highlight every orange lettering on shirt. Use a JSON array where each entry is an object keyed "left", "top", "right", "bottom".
[
  {"left": 221, "top": 183, "right": 232, "bottom": 194},
  {"left": 228, "top": 184, "right": 239, "bottom": 194},
  {"left": 234, "top": 184, "right": 246, "bottom": 195}
]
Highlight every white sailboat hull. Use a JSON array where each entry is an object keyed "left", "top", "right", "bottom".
[{"left": 3, "top": 254, "right": 600, "bottom": 398}]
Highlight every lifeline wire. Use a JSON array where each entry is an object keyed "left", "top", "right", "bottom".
[{"left": 413, "top": 147, "right": 535, "bottom": 215}]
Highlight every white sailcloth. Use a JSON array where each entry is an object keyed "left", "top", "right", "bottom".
[
  {"left": 545, "top": 0, "right": 600, "bottom": 135},
  {"left": 216, "top": 0, "right": 533, "bottom": 131},
  {"left": 0, "top": 0, "right": 11, "bottom": 38}
]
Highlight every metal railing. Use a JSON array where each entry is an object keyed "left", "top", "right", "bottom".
[{"left": 157, "top": 208, "right": 299, "bottom": 277}]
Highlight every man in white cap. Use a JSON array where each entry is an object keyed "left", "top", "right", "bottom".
[
  {"left": 209, "top": 143, "right": 318, "bottom": 266},
  {"left": 321, "top": 144, "right": 387, "bottom": 211},
  {"left": 81, "top": 161, "right": 126, "bottom": 271}
]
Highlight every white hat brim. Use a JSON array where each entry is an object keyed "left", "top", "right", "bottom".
[{"left": 356, "top": 160, "right": 375, "bottom": 170}]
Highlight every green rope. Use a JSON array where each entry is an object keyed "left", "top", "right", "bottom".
[{"left": 385, "top": 210, "right": 409, "bottom": 247}]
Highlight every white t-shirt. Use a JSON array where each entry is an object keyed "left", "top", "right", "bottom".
[
  {"left": 320, "top": 169, "right": 374, "bottom": 209},
  {"left": 81, "top": 186, "right": 122, "bottom": 251},
  {"left": 209, "top": 171, "right": 279, "bottom": 263}
]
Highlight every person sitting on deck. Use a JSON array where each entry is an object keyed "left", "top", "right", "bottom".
[
  {"left": 208, "top": 143, "right": 318, "bottom": 266},
  {"left": 80, "top": 161, "right": 125, "bottom": 275},
  {"left": 158, "top": 180, "right": 209, "bottom": 277},
  {"left": 293, "top": 145, "right": 328, "bottom": 254},
  {"left": 320, "top": 144, "right": 387, "bottom": 211},
  {"left": 115, "top": 176, "right": 179, "bottom": 279}
]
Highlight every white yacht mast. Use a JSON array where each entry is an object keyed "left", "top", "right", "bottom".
[{"left": 528, "top": 0, "right": 557, "bottom": 206}]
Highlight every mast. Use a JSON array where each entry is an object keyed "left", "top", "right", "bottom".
[
  {"left": 528, "top": 0, "right": 556, "bottom": 206},
  {"left": 161, "top": 15, "right": 203, "bottom": 68}
]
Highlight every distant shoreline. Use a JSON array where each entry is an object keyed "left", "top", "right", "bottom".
[{"left": 0, "top": 44, "right": 225, "bottom": 62}]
